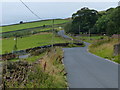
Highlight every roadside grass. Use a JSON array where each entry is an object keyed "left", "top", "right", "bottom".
[
  {"left": 1, "top": 32, "right": 72, "bottom": 54},
  {"left": 70, "top": 35, "right": 119, "bottom": 63},
  {"left": 73, "top": 35, "right": 108, "bottom": 43},
  {"left": 1, "top": 19, "right": 69, "bottom": 33},
  {"left": 89, "top": 38, "right": 119, "bottom": 63},
  {"left": 3, "top": 47, "right": 67, "bottom": 88},
  {"left": 38, "top": 47, "right": 67, "bottom": 88}
]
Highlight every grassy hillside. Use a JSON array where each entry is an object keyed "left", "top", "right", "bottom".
[
  {"left": 1, "top": 32, "right": 71, "bottom": 54},
  {"left": 1, "top": 19, "right": 69, "bottom": 33}
]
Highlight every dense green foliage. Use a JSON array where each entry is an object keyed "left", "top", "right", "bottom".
[
  {"left": 89, "top": 38, "right": 119, "bottom": 63},
  {"left": 64, "top": 21, "right": 72, "bottom": 34},
  {"left": 64, "top": 6, "right": 120, "bottom": 36},
  {"left": 93, "top": 6, "right": 120, "bottom": 36}
]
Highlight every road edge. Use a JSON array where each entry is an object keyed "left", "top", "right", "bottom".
[{"left": 86, "top": 45, "right": 118, "bottom": 65}]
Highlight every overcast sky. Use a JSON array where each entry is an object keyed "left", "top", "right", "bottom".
[
  {"left": 0, "top": 0, "right": 119, "bottom": 25},
  {"left": 1, "top": 0, "right": 119, "bottom": 2}
]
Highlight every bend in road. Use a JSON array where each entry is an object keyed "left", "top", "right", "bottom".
[{"left": 63, "top": 42, "right": 118, "bottom": 88}]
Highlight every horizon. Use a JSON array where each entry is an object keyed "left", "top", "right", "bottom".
[{"left": 1, "top": 0, "right": 119, "bottom": 2}]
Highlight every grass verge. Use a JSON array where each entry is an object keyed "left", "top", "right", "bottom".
[
  {"left": 70, "top": 35, "right": 119, "bottom": 63},
  {"left": 89, "top": 38, "right": 119, "bottom": 63},
  {"left": 1, "top": 32, "right": 71, "bottom": 54}
]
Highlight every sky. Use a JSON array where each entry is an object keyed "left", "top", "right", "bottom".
[
  {"left": 0, "top": 0, "right": 119, "bottom": 25},
  {"left": 1, "top": 0, "right": 119, "bottom": 2}
]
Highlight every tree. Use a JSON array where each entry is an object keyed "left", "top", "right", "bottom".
[
  {"left": 65, "top": 6, "right": 120, "bottom": 35},
  {"left": 109, "top": 6, "right": 120, "bottom": 34},
  {"left": 92, "top": 6, "right": 120, "bottom": 35},
  {"left": 107, "top": 21, "right": 116, "bottom": 36},
  {"left": 65, "top": 7, "right": 99, "bottom": 34},
  {"left": 92, "top": 15, "right": 109, "bottom": 34}
]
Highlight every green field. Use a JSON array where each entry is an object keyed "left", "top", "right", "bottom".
[
  {"left": 1, "top": 33, "right": 70, "bottom": 54},
  {"left": 1, "top": 19, "right": 69, "bottom": 33}
]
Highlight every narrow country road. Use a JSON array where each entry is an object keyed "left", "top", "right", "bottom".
[
  {"left": 58, "top": 30, "right": 119, "bottom": 88},
  {"left": 63, "top": 42, "right": 118, "bottom": 88}
]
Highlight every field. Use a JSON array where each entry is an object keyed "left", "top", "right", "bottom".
[
  {"left": 1, "top": 33, "right": 71, "bottom": 54},
  {"left": 1, "top": 19, "right": 69, "bottom": 33},
  {"left": 1, "top": 19, "right": 69, "bottom": 88},
  {"left": 0, "top": 19, "right": 71, "bottom": 54}
]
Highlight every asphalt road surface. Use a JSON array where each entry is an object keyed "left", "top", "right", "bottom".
[{"left": 63, "top": 42, "right": 118, "bottom": 88}]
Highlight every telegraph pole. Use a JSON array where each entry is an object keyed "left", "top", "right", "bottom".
[
  {"left": 79, "top": 25, "right": 80, "bottom": 36},
  {"left": 79, "top": 25, "right": 82, "bottom": 42},
  {"left": 89, "top": 29, "right": 91, "bottom": 40},
  {"left": 14, "top": 36, "right": 18, "bottom": 51}
]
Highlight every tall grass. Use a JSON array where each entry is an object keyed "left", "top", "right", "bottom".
[
  {"left": 1, "top": 19, "right": 69, "bottom": 33},
  {"left": 89, "top": 38, "right": 119, "bottom": 63},
  {"left": 3, "top": 47, "right": 67, "bottom": 88}
]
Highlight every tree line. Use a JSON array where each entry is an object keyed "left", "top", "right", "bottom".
[{"left": 64, "top": 6, "right": 120, "bottom": 36}]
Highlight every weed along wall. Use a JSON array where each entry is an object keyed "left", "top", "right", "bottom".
[
  {"left": 2, "top": 47, "right": 67, "bottom": 88},
  {"left": 114, "top": 43, "right": 120, "bottom": 56}
]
